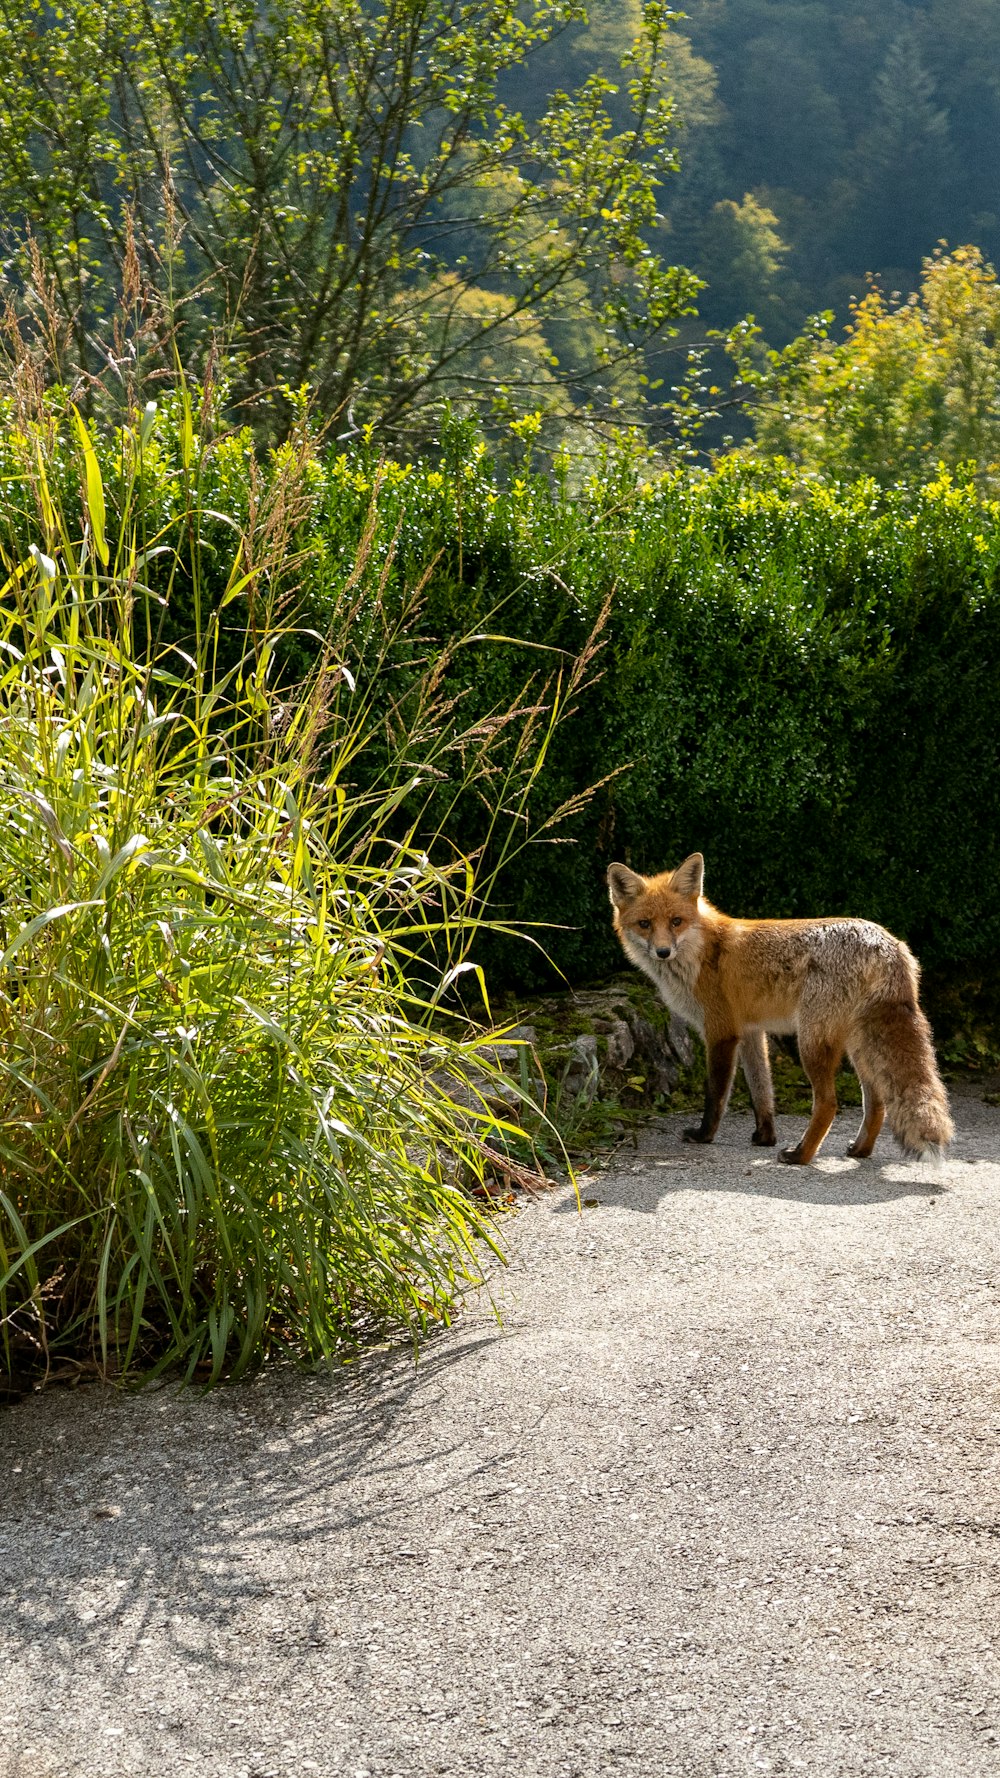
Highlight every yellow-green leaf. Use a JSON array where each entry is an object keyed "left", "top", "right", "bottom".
[
  {"left": 35, "top": 441, "right": 56, "bottom": 542},
  {"left": 71, "top": 408, "right": 109, "bottom": 566}
]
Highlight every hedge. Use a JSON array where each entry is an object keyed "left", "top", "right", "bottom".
[{"left": 304, "top": 443, "right": 1000, "bottom": 988}]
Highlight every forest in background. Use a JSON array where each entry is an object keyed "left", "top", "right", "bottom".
[
  {"left": 660, "top": 0, "right": 1000, "bottom": 343},
  {"left": 522, "top": 0, "right": 1000, "bottom": 382},
  {"left": 503, "top": 0, "right": 1000, "bottom": 455}
]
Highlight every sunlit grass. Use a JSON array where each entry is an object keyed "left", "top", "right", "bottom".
[{"left": 0, "top": 397, "right": 583, "bottom": 1387}]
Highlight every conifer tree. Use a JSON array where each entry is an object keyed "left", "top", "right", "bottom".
[{"left": 851, "top": 25, "right": 954, "bottom": 273}]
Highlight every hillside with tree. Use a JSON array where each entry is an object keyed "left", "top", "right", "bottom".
[{"left": 664, "top": 0, "right": 1000, "bottom": 343}]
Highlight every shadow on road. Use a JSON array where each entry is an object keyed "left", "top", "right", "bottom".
[
  {"left": 0, "top": 1328, "right": 507, "bottom": 1679},
  {"left": 556, "top": 1110, "right": 963, "bottom": 1213},
  {"left": 577, "top": 1164, "right": 946, "bottom": 1214}
]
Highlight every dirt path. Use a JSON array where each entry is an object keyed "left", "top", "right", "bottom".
[{"left": 3, "top": 1095, "right": 1000, "bottom": 1778}]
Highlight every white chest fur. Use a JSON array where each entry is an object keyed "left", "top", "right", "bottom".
[{"left": 622, "top": 934, "right": 705, "bottom": 1038}]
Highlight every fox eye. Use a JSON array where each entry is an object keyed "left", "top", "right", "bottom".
[
  {"left": 670, "top": 916, "right": 684, "bottom": 929},
  {"left": 636, "top": 918, "right": 651, "bottom": 930}
]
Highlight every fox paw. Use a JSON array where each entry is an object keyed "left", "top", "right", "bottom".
[
  {"left": 751, "top": 1123, "right": 777, "bottom": 1147},
  {"left": 682, "top": 1127, "right": 713, "bottom": 1145},
  {"left": 779, "top": 1144, "right": 806, "bottom": 1165}
]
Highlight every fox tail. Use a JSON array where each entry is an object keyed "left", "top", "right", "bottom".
[{"left": 850, "top": 997, "right": 954, "bottom": 1157}]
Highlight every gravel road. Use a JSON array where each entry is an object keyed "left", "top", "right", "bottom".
[{"left": 3, "top": 1093, "right": 1000, "bottom": 1778}]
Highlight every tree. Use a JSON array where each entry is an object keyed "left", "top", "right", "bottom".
[
  {"left": 923, "top": 0, "right": 1000, "bottom": 268},
  {"left": 850, "top": 23, "right": 954, "bottom": 275},
  {"left": 0, "top": 0, "right": 703, "bottom": 445},
  {"left": 698, "top": 192, "right": 790, "bottom": 334},
  {"left": 740, "top": 246, "right": 1000, "bottom": 488}
]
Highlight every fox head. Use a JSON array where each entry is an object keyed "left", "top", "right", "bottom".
[{"left": 607, "top": 852, "right": 705, "bottom": 968}]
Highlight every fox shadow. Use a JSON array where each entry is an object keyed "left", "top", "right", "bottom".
[{"left": 560, "top": 1109, "right": 968, "bottom": 1211}]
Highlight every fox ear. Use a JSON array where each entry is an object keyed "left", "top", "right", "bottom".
[
  {"left": 607, "top": 862, "right": 645, "bottom": 908},
  {"left": 671, "top": 852, "right": 704, "bottom": 900}
]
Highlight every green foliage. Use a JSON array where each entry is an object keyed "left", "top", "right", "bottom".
[
  {"left": 851, "top": 22, "right": 954, "bottom": 272},
  {"left": 299, "top": 433, "right": 1000, "bottom": 990},
  {"left": 662, "top": 2, "right": 1000, "bottom": 344},
  {"left": 698, "top": 192, "right": 790, "bottom": 334},
  {"left": 741, "top": 247, "right": 1000, "bottom": 487},
  {"left": 0, "top": 0, "right": 702, "bottom": 449},
  {"left": 0, "top": 395, "right": 582, "bottom": 1387}
]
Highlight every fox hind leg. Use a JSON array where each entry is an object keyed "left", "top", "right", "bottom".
[
  {"left": 740, "top": 1030, "right": 776, "bottom": 1146},
  {"left": 781, "top": 1030, "right": 844, "bottom": 1165},
  {"left": 846, "top": 1065, "right": 885, "bottom": 1159}
]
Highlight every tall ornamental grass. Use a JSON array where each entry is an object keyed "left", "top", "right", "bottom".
[{"left": 0, "top": 400, "right": 584, "bottom": 1388}]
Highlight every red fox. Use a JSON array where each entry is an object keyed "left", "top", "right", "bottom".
[{"left": 608, "top": 853, "right": 953, "bottom": 1164}]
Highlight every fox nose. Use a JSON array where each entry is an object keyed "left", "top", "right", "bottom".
[{"left": 655, "top": 945, "right": 672, "bottom": 959}]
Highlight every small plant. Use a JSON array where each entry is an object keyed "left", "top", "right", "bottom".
[{"left": 0, "top": 393, "right": 590, "bottom": 1390}]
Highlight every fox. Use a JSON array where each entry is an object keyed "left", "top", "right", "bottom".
[{"left": 607, "top": 852, "right": 953, "bottom": 1165}]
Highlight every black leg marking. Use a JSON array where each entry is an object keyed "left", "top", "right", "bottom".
[{"left": 683, "top": 1036, "right": 739, "bottom": 1146}]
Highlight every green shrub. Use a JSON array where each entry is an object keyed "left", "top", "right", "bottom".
[{"left": 302, "top": 442, "right": 1000, "bottom": 987}]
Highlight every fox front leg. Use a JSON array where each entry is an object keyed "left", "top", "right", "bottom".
[
  {"left": 683, "top": 1034, "right": 739, "bottom": 1145},
  {"left": 739, "top": 1030, "right": 777, "bottom": 1147}
]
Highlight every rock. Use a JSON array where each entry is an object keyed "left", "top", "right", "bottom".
[
  {"left": 558, "top": 1034, "right": 600, "bottom": 1107},
  {"left": 428, "top": 1063, "right": 521, "bottom": 1118},
  {"left": 468, "top": 977, "right": 699, "bottom": 1118},
  {"left": 623, "top": 1011, "right": 678, "bottom": 1095},
  {"left": 667, "top": 1014, "right": 695, "bottom": 1068},
  {"left": 479, "top": 1026, "right": 538, "bottom": 1068},
  {"left": 570, "top": 990, "right": 633, "bottom": 1022},
  {"left": 604, "top": 1018, "right": 635, "bottom": 1071}
]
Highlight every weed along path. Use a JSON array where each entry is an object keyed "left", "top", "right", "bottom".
[{"left": 3, "top": 1095, "right": 1000, "bottom": 1778}]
